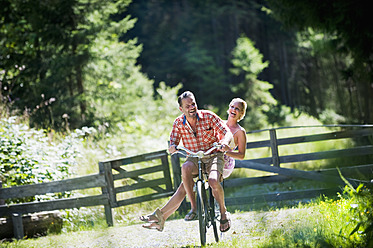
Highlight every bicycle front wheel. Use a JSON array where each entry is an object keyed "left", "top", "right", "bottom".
[{"left": 196, "top": 180, "right": 207, "bottom": 246}]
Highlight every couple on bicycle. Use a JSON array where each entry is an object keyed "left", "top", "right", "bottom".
[{"left": 140, "top": 91, "right": 247, "bottom": 233}]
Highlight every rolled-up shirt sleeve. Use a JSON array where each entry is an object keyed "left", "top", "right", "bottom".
[{"left": 169, "top": 119, "right": 181, "bottom": 147}]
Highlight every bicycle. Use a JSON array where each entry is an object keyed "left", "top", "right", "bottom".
[{"left": 174, "top": 143, "right": 221, "bottom": 246}]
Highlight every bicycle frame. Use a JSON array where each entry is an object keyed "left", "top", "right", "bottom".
[{"left": 175, "top": 143, "right": 221, "bottom": 246}]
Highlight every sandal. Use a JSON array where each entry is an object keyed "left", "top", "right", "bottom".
[
  {"left": 141, "top": 208, "right": 165, "bottom": 231},
  {"left": 220, "top": 212, "right": 231, "bottom": 232},
  {"left": 142, "top": 222, "right": 164, "bottom": 232},
  {"left": 139, "top": 208, "right": 162, "bottom": 223},
  {"left": 184, "top": 210, "right": 197, "bottom": 221}
]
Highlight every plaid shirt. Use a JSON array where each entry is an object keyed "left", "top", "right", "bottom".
[{"left": 169, "top": 110, "right": 230, "bottom": 152}]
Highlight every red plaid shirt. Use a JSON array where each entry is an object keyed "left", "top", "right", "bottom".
[{"left": 169, "top": 110, "right": 230, "bottom": 152}]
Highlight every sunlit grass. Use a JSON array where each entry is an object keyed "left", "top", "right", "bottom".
[
  {"left": 218, "top": 185, "right": 373, "bottom": 248},
  {"left": 1, "top": 184, "right": 372, "bottom": 247}
]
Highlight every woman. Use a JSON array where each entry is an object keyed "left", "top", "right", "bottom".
[
  {"left": 140, "top": 98, "right": 247, "bottom": 232},
  {"left": 221, "top": 98, "right": 247, "bottom": 179}
]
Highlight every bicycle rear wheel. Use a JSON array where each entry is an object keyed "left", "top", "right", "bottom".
[
  {"left": 209, "top": 188, "right": 219, "bottom": 242},
  {"left": 196, "top": 180, "right": 207, "bottom": 246}
]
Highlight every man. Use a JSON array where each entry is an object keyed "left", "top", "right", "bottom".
[{"left": 140, "top": 91, "right": 233, "bottom": 232}]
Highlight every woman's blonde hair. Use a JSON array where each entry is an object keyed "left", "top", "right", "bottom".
[{"left": 228, "top": 98, "right": 247, "bottom": 121}]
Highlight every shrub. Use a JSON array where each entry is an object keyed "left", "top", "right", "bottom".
[{"left": 0, "top": 117, "right": 93, "bottom": 203}]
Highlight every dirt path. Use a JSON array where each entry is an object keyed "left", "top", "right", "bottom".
[
  {"left": 12, "top": 208, "right": 310, "bottom": 248},
  {"left": 113, "top": 212, "right": 258, "bottom": 248},
  {"left": 70, "top": 211, "right": 260, "bottom": 248},
  {"left": 48, "top": 209, "right": 307, "bottom": 248}
]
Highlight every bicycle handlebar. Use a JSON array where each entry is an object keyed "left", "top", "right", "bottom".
[{"left": 175, "top": 142, "right": 222, "bottom": 159}]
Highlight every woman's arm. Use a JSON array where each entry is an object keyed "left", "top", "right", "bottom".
[{"left": 224, "top": 129, "right": 246, "bottom": 160}]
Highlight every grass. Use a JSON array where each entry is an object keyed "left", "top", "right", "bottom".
[
  {"left": 230, "top": 185, "right": 372, "bottom": 248},
  {"left": 1, "top": 185, "right": 371, "bottom": 247}
]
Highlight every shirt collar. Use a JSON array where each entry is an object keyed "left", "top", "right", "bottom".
[{"left": 183, "top": 111, "right": 200, "bottom": 125}]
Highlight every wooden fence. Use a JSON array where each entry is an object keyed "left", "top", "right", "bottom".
[
  {"left": 1, "top": 125, "right": 372, "bottom": 239},
  {"left": 224, "top": 126, "right": 373, "bottom": 206},
  {"left": 0, "top": 150, "right": 172, "bottom": 239},
  {"left": 171, "top": 126, "right": 373, "bottom": 208},
  {"left": 98, "top": 149, "right": 174, "bottom": 224}
]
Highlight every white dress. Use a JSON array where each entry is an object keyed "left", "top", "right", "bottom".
[{"left": 222, "top": 124, "right": 244, "bottom": 179}]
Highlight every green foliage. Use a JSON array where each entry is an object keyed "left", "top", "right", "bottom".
[
  {"left": 3, "top": 0, "right": 372, "bottom": 131},
  {"left": 85, "top": 81, "right": 181, "bottom": 156},
  {"left": 314, "top": 184, "right": 373, "bottom": 247},
  {"left": 84, "top": 12, "right": 180, "bottom": 137},
  {"left": 0, "top": 0, "right": 143, "bottom": 130},
  {"left": 231, "top": 36, "right": 269, "bottom": 78},
  {"left": 1, "top": 0, "right": 91, "bottom": 128},
  {"left": 288, "top": 29, "right": 358, "bottom": 122},
  {"left": 0, "top": 117, "right": 94, "bottom": 203},
  {"left": 61, "top": 207, "right": 107, "bottom": 233},
  {"left": 256, "top": 185, "right": 373, "bottom": 248},
  {"left": 221, "top": 185, "right": 373, "bottom": 248}
]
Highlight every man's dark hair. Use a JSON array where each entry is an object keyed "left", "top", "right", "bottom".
[{"left": 177, "top": 91, "right": 195, "bottom": 107}]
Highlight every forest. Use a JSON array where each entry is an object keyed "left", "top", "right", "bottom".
[{"left": 1, "top": 0, "right": 372, "bottom": 133}]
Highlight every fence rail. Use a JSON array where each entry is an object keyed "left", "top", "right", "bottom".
[
  {"left": 0, "top": 174, "right": 106, "bottom": 200},
  {"left": 0, "top": 174, "right": 108, "bottom": 216}
]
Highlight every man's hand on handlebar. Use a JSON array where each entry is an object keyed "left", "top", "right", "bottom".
[{"left": 169, "top": 142, "right": 228, "bottom": 155}]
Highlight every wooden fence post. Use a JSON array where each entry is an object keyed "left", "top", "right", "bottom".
[
  {"left": 170, "top": 153, "right": 188, "bottom": 213},
  {"left": 0, "top": 180, "right": 4, "bottom": 205},
  {"left": 171, "top": 154, "right": 181, "bottom": 191},
  {"left": 269, "top": 129, "right": 280, "bottom": 167},
  {"left": 99, "top": 162, "right": 116, "bottom": 226},
  {"left": 161, "top": 154, "right": 173, "bottom": 192},
  {"left": 12, "top": 213, "right": 24, "bottom": 240}
]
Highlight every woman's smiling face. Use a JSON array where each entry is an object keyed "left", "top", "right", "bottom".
[{"left": 228, "top": 102, "right": 243, "bottom": 120}]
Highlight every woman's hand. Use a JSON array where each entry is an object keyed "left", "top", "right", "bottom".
[{"left": 218, "top": 144, "right": 231, "bottom": 153}]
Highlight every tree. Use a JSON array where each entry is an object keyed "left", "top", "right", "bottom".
[
  {"left": 82, "top": 3, "right": 181, "bottom": 146},
  {"left": 1, "top": 0, "right": 160, "bottom": 129},
  {"left": 230, "top": 35, "right": 277, "bottom": 129},
  {"left": 0, "top": 0, "right": 95, "bottom": 128}
]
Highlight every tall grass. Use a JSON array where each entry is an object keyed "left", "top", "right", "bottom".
[{"left": 211, "top": 184, "right": 373, "bottom": 248}]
